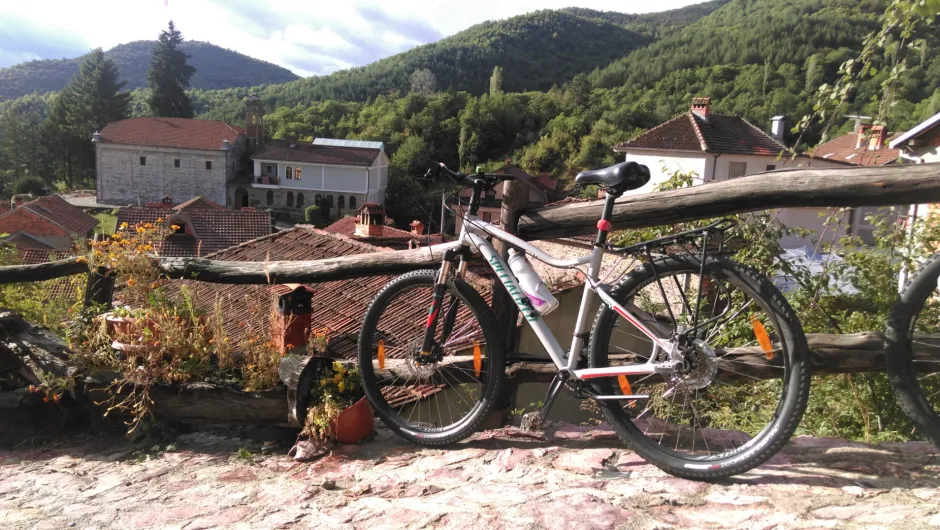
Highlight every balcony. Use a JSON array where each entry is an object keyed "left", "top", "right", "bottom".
[{"left": 251, "top": 175, "right": 280, "bottom": 188}]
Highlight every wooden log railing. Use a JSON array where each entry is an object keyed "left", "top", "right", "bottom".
[{"left": 2, "top": 164, "right": 940, "bottom": 429}]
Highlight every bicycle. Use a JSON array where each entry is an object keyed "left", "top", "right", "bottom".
[
  {"left": 358, "top": 161, "right": 811, "bottom": 479},
  {"left": 886, "top": 253, "right": 940, "bottom": 446}
]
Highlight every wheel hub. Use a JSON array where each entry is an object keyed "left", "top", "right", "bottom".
[{"left": 673, "top": 340, "right": 718, "bottom": 390}]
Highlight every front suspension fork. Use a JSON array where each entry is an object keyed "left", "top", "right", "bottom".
[{"left": 420, "top": 257, "right": 465, "bottom": 356}]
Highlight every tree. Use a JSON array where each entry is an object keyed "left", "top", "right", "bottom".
[
  {"left": 409, "top": 69, "right": 437, "bottom": 96},
  {"left": 0, "top": 96, "right": 49, "bottom": 185},
  {"left": 489, "top": 66, "right": 503, "bottom": 95},
  {"left": 44, "top": 49, "right": 130, "bottom": 188},
  {"left": 147, "top": 21, "right": 196, "bottom": 118},
  {"left": 13, "top": 176, "right": 46, "bottom": 196}
]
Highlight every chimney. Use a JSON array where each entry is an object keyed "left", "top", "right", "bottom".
[
  {"left": 690, "top": 97, "right": 711, "bottom": 118},
  {"left": 770, "top": 116, "right": 785, "bottom": 142},
  {"left": 410, "top": 220, "right": 425, "bottom": 236},
  {"left": 856, "top": 125, "right": 873, "bottom": 149},
  {"left": 272, "top": 284, "right": 314, "bottom": 355},
  {"left": 868, "top": 125, "right": 887, "bottom": 151},
  {"left": 12, "top": 194, "right": 27, "bottom": 208},
  {"left": 354, "top": 204, "right": 386, "bottom": 237}
]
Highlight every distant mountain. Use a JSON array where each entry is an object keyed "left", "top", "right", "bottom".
[{"left": 0, "top": 41, "right": 299, "bottom": 99}]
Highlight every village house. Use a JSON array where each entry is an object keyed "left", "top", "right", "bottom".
[
  {"left": 611, "top": 97, "right": 906, "bottom": 249},
  {"left": 240, "top": 138, "right": 389, "bottom": 221},
  {"left": 0, "top": 194, "right": 97, "bottom": 262},
  {"left": 322, "top": 204, "right": 445, "bottom": 250},
  {"left": 115, "top": 196, "right": 271, "bottom": 257},
  {"left": 93, "top": 113, "right": 253, "bottom": 208},
  {"left": 888, "top": 110, "right": 940, "bottom": 231},
  {"left": 453, "top": 163, "right": 558, "bottom": 234}
]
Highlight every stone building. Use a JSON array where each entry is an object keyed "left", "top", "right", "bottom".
[
  {"left": 93, "top": 117, "right": 248, "bottom": 207},
  {"left": 236, "top": 138, "right": 388, "bottom": 221}
]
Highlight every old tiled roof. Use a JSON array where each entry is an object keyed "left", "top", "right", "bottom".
[
  {"left": 170, "top": 226, "right": 491, "bottom": 361},
  {"left": 2, "top": 195, "right": 98, "bottom": 236},
  {"left": 614, "top": 113, "right": 786, "bottom": 156},
  {"left": 173, "top": 196, "right": 227, "bottom": 212},
  {"left": 99, "top": 117, "right": 244, "bottom": 151},
  {"left": 322, "top": 216, "right": 445, "bottom": 250},
  {"left": 17, "top": 248, "right": 73, "bottom": 265},
  {"left": 252, "top": 140, "right": 380, "bottom": 167},
  {"left": 116, "top": 200, "right": 271, "bottom": 257},
  {"left": 810, "top": 131, "right": 903, "bottom": 166}
]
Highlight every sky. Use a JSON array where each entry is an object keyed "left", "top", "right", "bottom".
[{"left": 0, "top": 0, "right": 702, "bottom": 77}]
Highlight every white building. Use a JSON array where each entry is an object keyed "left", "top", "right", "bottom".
[
  {"left": 612, "top": 97, "right": 891, "bottom": 249},
  {"left": 241, "top": 138, "right": 389, "bottom": 220}
]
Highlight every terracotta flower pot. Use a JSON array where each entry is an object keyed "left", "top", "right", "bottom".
[{"left": 332, "top": 396, "right": 374, "bottom": 444}]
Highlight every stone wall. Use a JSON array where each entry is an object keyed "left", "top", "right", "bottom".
[
  {"left": 243, "top": 187, "right": 367, "bottom": 221},
  {"left": 96, "top": 143, "right": 241, "bottom": 207}
]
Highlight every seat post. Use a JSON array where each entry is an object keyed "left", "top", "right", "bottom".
[{"left": 594, "top": 189, "right": 620, "bottom": 247}]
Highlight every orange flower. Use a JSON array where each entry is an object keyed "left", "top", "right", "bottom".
[
  {"left": 127, "top": 279, "right": 136, "bottom": 287},
  {"left": 42, "top": 397, "right": 50, "bottom": 403},
  {"left": 28, "top": 385, "right": 38, "bottom": 393},
  {"left": 76, "top": 256, "right": 87, "bottom": 263},
  {"left": 52, "top": 395, "right": 61, "bottom": 403}
]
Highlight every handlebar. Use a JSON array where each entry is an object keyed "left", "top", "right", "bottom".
[{"left": 424, "top": 162, "right": 513, "bottom": 189}]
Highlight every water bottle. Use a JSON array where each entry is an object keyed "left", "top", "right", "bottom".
[{"left": 507, "top": 249, "right": 559, "bottom": 315}]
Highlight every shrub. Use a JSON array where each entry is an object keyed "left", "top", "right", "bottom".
[
  {"left": 304, "top": 204, "right": 321, "bottom": 224},
  {"left": 13, "top": 176, "right": 46, "bottom": 196}
]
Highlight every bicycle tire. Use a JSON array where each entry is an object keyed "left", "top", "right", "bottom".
[
  {"left": 358, "top": 269, "right": 506, "bottom": 446},
  {"left": 885, "top": 252, "right": 940, "bottom": 447},
  {"left": 588, "top": 255, "right": 810, "bottom": 480}
]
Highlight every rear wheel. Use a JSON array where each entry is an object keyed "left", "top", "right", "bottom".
[
  {"left": 886, "top": 253, "right": 940, "bottom": 447},
  {"left": 358, "top": 269, "right": 505, "bottom": 446},
  {"left": 589, "top": 255, "right": 810, "bottom": 479}
]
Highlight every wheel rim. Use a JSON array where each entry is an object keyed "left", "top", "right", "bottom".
[
  {"left": 595, "top": 264, "right": 793, "bottom": 461},
  {"left": 361, "top": 280, "right": 493, "bottom": 433},
  {"left": 905, "top": 270, "right": 940, "bottom": 425}
]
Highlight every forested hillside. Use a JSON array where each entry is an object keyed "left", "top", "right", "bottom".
[{"left": 0, "top": 41, "right": 299, "bottom": 99}]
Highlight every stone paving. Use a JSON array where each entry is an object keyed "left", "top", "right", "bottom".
[{"left": 1, "top": 423, "right": 939, "bottom": 530}]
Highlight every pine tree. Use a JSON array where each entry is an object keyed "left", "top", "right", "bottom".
[
  {"left": 45, "top": 49, "right": 131, "bottom": 188},
  {"left": 147, "top": 21, "right": 196, "bottom": 118}
]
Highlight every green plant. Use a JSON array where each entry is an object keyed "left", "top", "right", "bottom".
[
  {"left": 300, "top": 362, "right": 364, "bottom": 446},
  {"left": 13, "top": 176, "right": 45, "bottom": 195},
  {"left": 304, "top": 204, "right": 321, "bottom": 224}
]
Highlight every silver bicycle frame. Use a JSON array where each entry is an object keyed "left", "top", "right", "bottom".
[{"left": 455, "top": 205, "right": 675, "bottom": 385}]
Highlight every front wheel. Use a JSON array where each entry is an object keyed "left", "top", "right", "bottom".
[
  {"left": 588, "top": 255, "right": 810, "bottom": 479},
  {"left": 358, "top": 269, "right": 505, "bottom": 446}
]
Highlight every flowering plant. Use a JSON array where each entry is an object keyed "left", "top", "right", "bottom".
[{"left": 300, "top": 361, "right": 363, "bottom": 444}]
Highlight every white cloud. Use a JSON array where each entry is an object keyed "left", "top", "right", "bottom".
[{"left": 0, "top": 0, "right": 703, "bottom": 76}]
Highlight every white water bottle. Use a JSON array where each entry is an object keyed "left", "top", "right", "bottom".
[{"left": 507, "top": 249, "right": 559, "bottom": 315}]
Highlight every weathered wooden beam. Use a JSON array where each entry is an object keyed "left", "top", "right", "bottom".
[
  {"left": 517, "top": 164, "right": 940, "bottom": 240},
  {"left": 157, "top": 241, "right": 461, "bottom": 284},
  {"left": 0, "top": 258, "right": 87, "bottom": 285}
]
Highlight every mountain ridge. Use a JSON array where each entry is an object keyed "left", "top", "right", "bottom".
[{"left": 0, "top": 40, "right": 299, "bottom": 100}]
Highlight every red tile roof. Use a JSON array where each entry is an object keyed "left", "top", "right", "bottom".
[
  {"left": 169, "top": 226, "right": 491, "bottom": 361},
  {"left": 810, "top": 131, "right": 903, "bottom": 166},
  {"left": 21, "top": 195, "right": 98, "bottom": 235},
  {"left": 98, "top": 117, "right": 244, "bottom": 151},
  {"left": 614, "top": 113, "right": 786, "bottom": 156},
  {"left": 322, "top": 216, "right": 445, "bottom": 250},
  {"left": 0, "top": 196, "right": 95, "bottom": 252},
  {"left": 115, "top": 198, "right": 271, "bottom": 257},
  {"left": 252, "top": 140, "right": 380, "bottom": 167}
]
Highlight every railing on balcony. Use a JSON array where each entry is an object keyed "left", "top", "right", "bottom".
[{"left": 253, "top": 175, "right": 280, "bottom": 186}]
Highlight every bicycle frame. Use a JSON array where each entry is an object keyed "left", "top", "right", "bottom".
[{"left": 451, "top": 196, "right": 677, "bottom": 391}]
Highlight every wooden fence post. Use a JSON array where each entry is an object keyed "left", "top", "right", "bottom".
[
  {"left": 489, "top": 178, "right": 529, "bottom": 423},
  {"left": 83, "top": 266, "right": 115, "bottom": 310}
]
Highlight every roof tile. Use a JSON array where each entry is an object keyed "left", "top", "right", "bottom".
[
  {"left": 811, "top": 131, "right": 903, "bottom": 166},
  {"left": 99, "top": 117, "right": 244, "bottom": 151},
  {"left": 615, "top": 112, "right": 785, "bottom": 156},
  {"left": 252, "top": 140, "right": 380, "bottom": 167}
]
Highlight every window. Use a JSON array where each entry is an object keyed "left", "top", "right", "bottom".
[
  {"left": 327, "top": 195, "right": 334, "bottom": 207},
  {"left": 286, "top": 166, "right": 293, "bottom": 180},
  {"left": 294, "top": 167, "right": 301, "bottom": 180},
  {"left": 297, "top": 193, "right": 304, "bottom": 208},
  {"left": 315, "top": 194, "right": 322, "bottom": 206},
  {"left": 765, "top": 164, "right": 776, "bottom": 171},
  {"left": 266, "top": 191, "right": 273, "bottom": 205},
  {"left": 337, "top": 196, "right": 345, "bottom": 209},
  {"left": 139, "top": 156, "right": 146, "bottom": 166},
  {"left": 205, "top": 161, "right": 213, "bottom": 170},
  {"left": 728, "top": 162, "right": 747, "bottom": 179},
  {"left": 266, "top": 165, "right": 273, "bottom": 174},
  {"left": 349, "top": 196, "right": 356, "bottom": 210},
  {"left": 174, "top": 159, "right": 180, "bottom": 168},
  {"left": 286, "top": 192, "right": 294, "bottom": 207}
]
